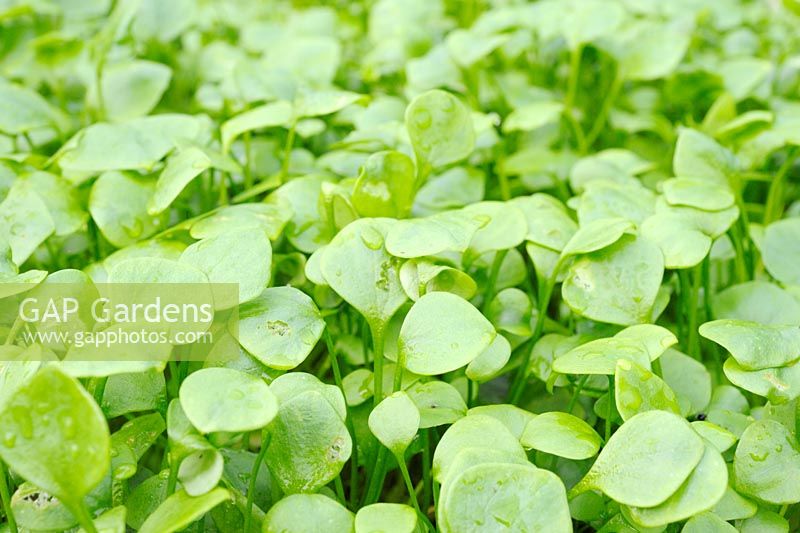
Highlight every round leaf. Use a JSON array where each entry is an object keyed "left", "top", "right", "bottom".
[
  {"left": 264, "top": 494, "right": 353, "bottom": 533},
  {"left": 355, "top": 503, "right": 417, "bottom": 533},
  {"left": 614, "top": 359, "right": 681, "bottom": 421},
  {"left": 368, "top": 391, "right": 420, "bottom": 455},
  {"left": 179, "top": 228, "right": 272, "bottom": 307},
  {"left": 571, "top": 410, "right": 704, "bottom": 507},
  {"left": 562, "top": 234, "right": 664, "bottom": 326},
  {"left": 179, "top": 368, "right": 277, "bottom": 433},
  {"left": 398, "top": 292, "right": 496, "bottom": 375},
  {"left": 441, "top": 463, "right": 571, "bottom": 533},
  {"left": 405, "top": 90, "right": 475, "bottom": 170},
  {"left": 321, "top": 218, "right": 407, "bottom": 328},
  {"left": 520, "top": 411, "right": 602, "bottom": 460},
  {"left": 265, "top": 390, "right": 352, "bottom": 494},
  {"left": 0, "top": 366, "right": 110, "bottom": 509},
  {"left": 734, "top": 420, "right": 800, "bottom": 504},
  {"left": 239, "top": 286, "right": 325, "bottom": 370}
]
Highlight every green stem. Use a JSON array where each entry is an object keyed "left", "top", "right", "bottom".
[
  {"left": 88, "top": 377, "right": 107, "bottom": 406},
  {"left": 363, "top": 447, "right": 387, "bottom": 505},
  {"left": 279, "top": 121, "right": 297, "bottom": 183},
  {"left": 370, "top": 323, "right": 386, "bottom": 406},
  {"left": 686, "top": 265, "right": 702, "bottom": 360},
  {"left": 244, "top": 431, "right": 270, "bottom": 533},
  {"left": 585, "top": 72, "right": 623, "bottom": 148},
  {"left": 421, "top": 429, "right": 432, "bottom": 511},
  {"left": 396, "top": 456, "right": 432, "bottom": 531},
  {"left": 481, "top": 249, "right": 507, "bottom": 313},
  {"left": 508, "top": 265, "right": 560, "bottom": 404},
  {"left": 764, "top": 148, "right": 797, "bottom": 225},
  {"left": 243, "top": 132, "right": 253, "bottom": 190},
  {"left": 727, "top": 226, "right": 748, "bottom": 283},
  {"left": 166, "top": 456, "right": 179, "bottom": 496},
  {"left": 71, "top": 499, "right": 98, "bottom": 533},
  {"left": 563, "top": 46, "right": 588, "bottom": 153},
  {"left": 4, "top": 315, "right": 24, "bottom": 346},
  {"left": 0, "top": 461, "right": 17, "bottom": 533},
  {"left": 566, "top": 375, "right": 589, "bottom": 414},
  {"left": 605, "top": 375, "right": 615, "bottom": 442},
  {"left": 467, "top": 379, "right": 476, "bottom": 408},
  {"left": 324, "top": 329, "right": 361, "bottom": 507}
]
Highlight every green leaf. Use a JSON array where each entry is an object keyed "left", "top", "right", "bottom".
[
  {"left": 138, "top": 488, "right": 230, "bottom": 533},
  {"left": 562, "top": 0, "right": 625, "bottom": 50},
  {"left": 627, "top": 444, "right": 727, "bottom": 527},
  {"left": 571, "top": 410, "right": 704, "bottom": 507},
  {"left": 221, "top": 100, "right": 292, "bottom": 153},
  {"left": 179, "top": 368, "right": 277, "bottom": 433},
  {"left": 0, "top": 181, "right": 55, "bottom": 264},
  {"left": 355, "top": 503, "right": 417, "bottom": 533},
  {"left": 691, "top": 421, "right": 737, "bottom": 453},
  {"left": 520, "top": 411, "right": 601, "bottom": 460},
  {"left": 465, "top": 334, "right": 512, "bottom": 382},
  {"left": 190, "top": 202, "right": 293, "bottom": 241},
  {"left": 89, "top": 171, "right": 166, "bottom": 248},
  {"left": 0, "top": 79, "right": 67, "bottom": 134},
  {"left": 441, "top": 463, "right": 571, "bottom": 533},
  {"left": 398, "top": 292, "right": 495, "bottom": 375},
  {"left": 673, "top": 128, "right": 737, "bottom": 185},
  {"left": 265, "top": 390, "right": 351, "bottom": 494},
  {"left": 405, "top": 90, "right": 475, "bottom": 170},
  {"left": 618, "top": 22, "right": 691, "bottom": 81},
  {"left": 699, "top": 319, "right": 800, "bottom": 370},
  {"left": 148, "top": 147, "right": 212, "bottom": 215},
  {"left": 385, "top": 209, "right": 484, "bottom": 258},
  {"left": 762, "top": 217, "right": 800, "bottom": 286},
  {"left": 723, "top": 358, "right": 800, "bottom": 404},
  {"left": 352, "top": 151, "right": 416, "bottom": 218},
  {"left": 713, "top": 281, "right": 800, "bottom": 326},
  {"left": 406, "top": 380, "right": 467, "bottom": 428},
  {"left": 462, "top": 201, "right": 527, "bottom": 255},
  {"left": 15, "top": 171, "right": 87, "bottom": 236},
  {"left": 294, "top": 89, "right": 363, "bottom": 118},
  {"left": 445, "top": 28, "right": 508, "bottom": 68},
  {"left": 180, "top": 228, "right": 272, "bottom": 307},
  {"left": 510, "top": 194, "right": 577, "bottom": 251},
  {"left": 94, "top": 60, "right": 171, "bottom": 121},
  {"left": 78, "top": 505, "right": 126, "bottom": 533},
  {"left": 399, "top": 259, "right": 478, "bottom": 302},
  {"left": 264, "top": 494, "right": 354, "bottom": 533},
  {"left": 0, "top": 366, "right": 110, "bottom": 510},
  {"left": 553, "top": 324, "right": 677, "bottom": 375},
  {"left": 734, "top": 420, "right": 800, "bottom": 504},
  {"left": 641, "top": 212, "right": 712, "bottom": 269},
  {"left": 615, "top": 359, "right": 681, "bottom": 421},
  {"left": 368, "top": 391, "right": 420, "bottom": 455},
  {"left": 661, "top": 178, "right": 735, "bottom": 211},
  {"left": 660, "top": 348, "right": 712, "bottom": 417},
  {"left": 681, "top": 511, "right": 738, "bottom": 533},
  {"left": 321, "top": 218, "right": 406, "bottom": 328},
  {"left": 238, "top": 286, "right": 325, "bottom": 370},
  {"left": 740, "top": 509, "right": 790, "bottom": 533},
  {"left": 502, "top": 101, "right": 564, "bottom": 133},
  {"left": 58, "top": 114, "right": 205, "bottom": 176},
  {"left": 562, "top": 234, "right": 664, "bottom": 326},
  {"left": 466, "top": 405, "right": 536, "bottom": 440},
  {"left": 432, "top": 414, "right": 526, "bottom": 483},
  {"left": 560, "top": 217, "right": 634, "bottom": 258}
]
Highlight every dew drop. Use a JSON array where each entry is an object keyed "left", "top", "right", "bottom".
[
  {"left": 414, "top": 109, "right": 432, "bottom": 130},
  {"left": 360, "top": 226, "right": 384, "bottom": 250},
  {"left": 2, "top": 432, "right": 16, "bottom": 448},
  {"left": 228, "top": 389, "right": 245, "bottom": 400},
  {"left": 12, "top": 407, "right": 33, "bottom": 439}
]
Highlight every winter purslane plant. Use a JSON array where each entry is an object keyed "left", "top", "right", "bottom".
[{"left": 1, "top": 0, "right": 800, "bottom": 531}]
